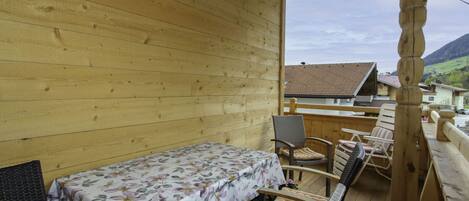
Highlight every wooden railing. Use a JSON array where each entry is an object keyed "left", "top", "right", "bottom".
[
  {"left": 420, "top": 109, "right": 469, "bottom": 201},
  {"left": 285, "top": 98, "right": 381, "bottom": 115},
  {"left": 284, "top": 98, "right": 378, "bottom": 154}
]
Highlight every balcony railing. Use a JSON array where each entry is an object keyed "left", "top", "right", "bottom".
[
  {"left": 284, "top": 99, "right": 469, "bottom": 201},
  {"left": 420, "top": 108, "right": 469, "bottom": 201},
  {"left": 283, "top": 98, "right": 378, "bottom": 154}
]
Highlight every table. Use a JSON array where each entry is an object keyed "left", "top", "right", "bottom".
[{"left": 47, "top": 143, "right": 286, "bottom": 201}]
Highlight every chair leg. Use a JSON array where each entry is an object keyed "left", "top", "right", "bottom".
[
  {"left": 351, "top": 151, "right": 374, "bottom": 185},
  {"left": 298, "top": 165, "right": 303, "bottom": 181},
  {"left": 325, "top": 178, "right": 331, "bottom": 197},
  {"left": 288, "top": 158, "right": 295, "bottom": 180}
]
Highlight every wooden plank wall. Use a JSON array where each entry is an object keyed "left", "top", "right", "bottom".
[{"left": 0, "top": 0, "right": 283, "bottom": 186}]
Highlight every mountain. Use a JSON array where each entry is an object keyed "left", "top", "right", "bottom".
[
  {"left": 420, "top": 34, "right": 469, "bottom": 89},
  {"left": 390, "top": 34, "right": 469, "bottom": 76},
  {"left": 424, "top": 34, "right": 469, "bottom": 66},
  {"left": 389, "top": 34, "right": 469, "bottom": 89}
]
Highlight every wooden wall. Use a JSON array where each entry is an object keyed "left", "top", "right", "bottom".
[{"left": 0, "top": 0, "right": 283, "bottom": 186}]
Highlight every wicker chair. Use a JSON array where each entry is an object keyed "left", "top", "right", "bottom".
[
  {"left": 0, "top": 160, "right": 47, "bottom": 201},
  {"left": 272, "top": 115, "right": 333, "bottom": 196},
  {"left": 258, "top": 143, "right": 365, "bottom": 201}
]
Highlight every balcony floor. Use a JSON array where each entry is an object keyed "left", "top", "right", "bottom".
[{"left": 293, "top": 166, "right": 391, "bottom": 201}]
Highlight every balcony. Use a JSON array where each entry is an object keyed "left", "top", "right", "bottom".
[
  {"left": 283, "top": 100, "right": 469, "bottom": 201},
  {"left": 0, "top": 0, "right": 467, "bottom": 201}
]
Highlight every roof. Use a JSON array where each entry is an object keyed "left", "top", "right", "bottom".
[
  {"left": 431, "top": 82, "right": 468, "bottom": 92},
  {"left": 285, "top": 62, "right": 377, "bottom": 98},
  {"left": 378, "top": 75, "right": 401, "bottom": 88}
]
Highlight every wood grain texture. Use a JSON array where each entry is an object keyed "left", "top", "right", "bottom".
[
  {"left": 286, "top": 163, "right": 391, "bottom": 201},
  {"left": 422, "top": 122, "right": 469, "bottom": 201},
  {"left": 285, "top": 102, "right": 381, "bottom": 114},
  {"left": 278, "top": 0, "right": 285, "bottom": 115},
  {"left": 392, "top": 0, "right": 427, "bottom": 200},
  {"left": 0, "top": 0, "right": 282, "bottom": 187},
  {"left": 284, "top": 112, "right": 377, "bottom": 155}
]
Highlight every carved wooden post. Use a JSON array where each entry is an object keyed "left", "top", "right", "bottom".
[
  {"left": 436, "top": 110, "right": 455, "bottom": 141},
  {"left": 428, "top": 104, "right": 439, "bottom": 123},
  {"left": 391, "top": 0, "right": 427, "bottom": 200},
  {"left": 289, "top": 98, "right": 297, "bottom": 113}
]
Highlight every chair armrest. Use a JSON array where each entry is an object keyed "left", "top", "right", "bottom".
[
  {"left": 341, "top": 128, "right": 370, "bottom": 136},
  {"left": 282, "top": 165, "right": 340, "bottom": 181},
  {"left": 305, "top": 137, "right": 332, "bottom": 146},
  {"left": 363, "top": 136, "right": 394, "bottom": 144},
  {"left": 271, "top": 139, "right": 295, "bottom": 165},
  {"left": 270, "top": 139, "right": 296, "bottom": 148},
  {"left": 257, "top": 188, "right": 315, "bottom": 201},
  {"left": 305, "top": 137, "right": 333, "bottom": 176}
]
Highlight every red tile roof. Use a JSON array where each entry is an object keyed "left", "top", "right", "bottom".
[{"left": 285, "top": 62, "right": 377, "bottom": 98}]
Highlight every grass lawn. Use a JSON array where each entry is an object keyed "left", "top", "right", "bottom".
[{"left": 465, "top": 105, "right": 469, "bottom": 109}]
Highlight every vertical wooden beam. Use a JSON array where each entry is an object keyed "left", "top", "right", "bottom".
[
  {"left": 289, "top": 98, "right": 297, "bottom": 114},
  {"left": 427, "top": 104, "right": 438, "bottom": 123},
  {"left": 420, "top": 163, "right": 444, "bottom": 201},
  {"left": 391, "top": 0, "right": 427, "bottom": 200},
  {"left": 436, "top": 110, "right": 455, "bottom": 141},
  {"left": 278, "top": 0, "right": 286, "bottom": 115}
]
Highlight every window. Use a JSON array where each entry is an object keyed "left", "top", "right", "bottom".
[{"left": 428, "top": 96, "right": 434, "bottom": 101}]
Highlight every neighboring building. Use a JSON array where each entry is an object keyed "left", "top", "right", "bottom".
[
  {"left": 427, "top": 83, "right": 468, "bottom": 110},
  {"left": 377, "top": 74, "right": 400, "bottom": 100},
  {"left": 377, "top": 74, "right": 436, "bottom": 104},
  {"left": 377, "top": 74, "right": 467, "bottom": 110},
  {"left": 465, "top": 92, "right": 469, "bottom": 106},
  {"left": 285, "top": 62, "right": 377, "bottom": 107}
]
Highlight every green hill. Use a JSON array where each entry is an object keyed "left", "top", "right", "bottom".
[
  {"left": 424, "top": 34, "right": 469, "bottom": 66},
  {"left": 424, "top": 55, "right": 469, "bottom": 74},
  {"left": 421, "top": 34, "right": 469, "bottom": 90},
  {"left": 424, "top": 66, "right": 469, "bottom": 89}
]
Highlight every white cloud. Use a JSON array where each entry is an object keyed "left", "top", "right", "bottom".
[{"left": 286, "top": 0, "right": 469, "bottom": 71}]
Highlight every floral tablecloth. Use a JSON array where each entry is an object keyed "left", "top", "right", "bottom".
[{"left": 47, "top": 143, "right": 286, "bottom": 201}]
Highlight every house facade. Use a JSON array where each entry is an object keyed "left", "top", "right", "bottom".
[
  {"left": 378, "top": 75, "right": 467, "bottom": 109},
  {"left": 376, "top": 74, "right": 399, "bottom": 100},
  {"left": 429, "top": 83, "right": 468, "bottom": 110}
]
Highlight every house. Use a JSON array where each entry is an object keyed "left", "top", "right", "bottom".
[
  {"left": 376, "top": 74, "right": 400, "bottom": 100},
  {"left": 427, "top": 82, "right": 468, "bottom": 110},
  {"left": 377, "top": 74, "right": 437, "bottom": 103},
  {"left": 285, "top": 62, "right": 377, "bottom": 106},
  {"left": 465, "top": 92, "right": 469, "bottom": 106}
]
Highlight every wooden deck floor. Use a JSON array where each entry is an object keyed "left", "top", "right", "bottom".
[{"left": 294, "top": 166, "right": 391, "bottom": 201}]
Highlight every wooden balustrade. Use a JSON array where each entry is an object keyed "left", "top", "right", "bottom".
[
  {"left": 285, "top": 98, "right": 381, "bottom": 115},
  {"left": 283, "top": 98, "right": 378, "bottom": 155},
  {"left": 420, "top": 110, "right": 469, "bottom": 201}
]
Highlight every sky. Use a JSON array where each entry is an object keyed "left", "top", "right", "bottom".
[{"left": 285, "top": 0, "right": 469, "bottom": 73}]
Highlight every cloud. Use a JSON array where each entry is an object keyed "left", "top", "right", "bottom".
[{"left": 285, "top": 0, "right": 469, "bottom": 72}]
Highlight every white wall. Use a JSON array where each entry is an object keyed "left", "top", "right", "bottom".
[
  {"left": 434, "top": 87, "right": 453, "bottom": 105},
  {"left": 296, "top": 98, "right": 354, "bottom": 106},
  {"left": 454, "top": 96, "right": 464, "bottom": 110},
  {"left": 293, "top": 97, "right": 356, "bottom": 116},
  {"left": 422, "top": 94, "right": 435, "bottom": 104}
]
